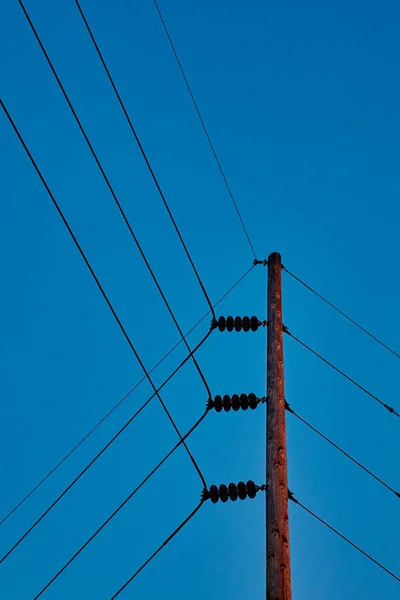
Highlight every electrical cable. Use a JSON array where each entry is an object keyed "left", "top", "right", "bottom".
[
  {"left": 151, "top": 0, "right": 257, "bottom": 260},
  {"left": 33, "top": 411, "right": 208, "bottom": 598},
  {"left": 110, "top": 502, "right": 204, "bottom": 599},
  {"left": 18, "top": 0, "right": 214, "bottom": 413},
  {"left": 0, "top": 264, "right": 255, "bottom": 528},
  {"left": 0, "top": 327, "right": 210, "bottom": 565},
  {"left": 290, "top": 494, "right": 400, "bottom": 584},
  {"left": 18, "top": 0, "right": 214, "bottom": 320},
  {"left": 1, "top": 98, "right": 201, "bottom": 488},
  {"left": 286, "top": 404, "right": 400, "bottom": 499},
  {"left": 0, "top": 98, "right": 208, "bottom": 563},
  {"left": 283, "top": 266, "right": 400, "bottom": 360},
  {"left": 285, "top": 328, "right": 400, "bottom": 418}
]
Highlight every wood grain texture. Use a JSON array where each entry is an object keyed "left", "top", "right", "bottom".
[{"left": 266, "top": 252, "right": 292, "bottom": 600}]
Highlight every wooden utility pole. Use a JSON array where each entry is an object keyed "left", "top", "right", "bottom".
[{"left": 266, "top": 252, "right": 292, "bottom": 600}]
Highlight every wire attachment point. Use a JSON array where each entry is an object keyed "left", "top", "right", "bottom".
[
  {"left": 202, "top": 480, "right": 265, "bottom": 503},
  {"left": 285, "top": 400, "right": 293, "bottom": 413},
  {"left": 253, "top": 258, "right": 268, "bottom": 266},
  {"left": 213, "top": 316, "right": 266, "bottom": 332},
  {"left": 208, "top": 393, "right": 265, "bottom": 412}
]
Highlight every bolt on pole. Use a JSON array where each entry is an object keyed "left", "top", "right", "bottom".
[{"left": 266, "top": 252, "right": 292, "bottom": 599}]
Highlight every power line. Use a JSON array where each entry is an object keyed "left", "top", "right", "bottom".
[
  {"left": 17, "top": 0, "right": 214, "bottom": 320},
  {"left": 34, "top": 411, "right": 208, "bottom": 598},
  {"left": 0, "top": 98, "right": 209, "bottom": 563},
  {"left": 151, "top": 0, "right": 257, "bottom": 260},
  {"left": 290, "top": 493, "right": 400, "bottom": 584},
  {"left": 283, "top": 266, "right": 400, "bottom": 360},
  {"left": 0, "top": 98, "right": 200, "bottom": 466},
  {"left": 0, "top": 264, "right": 256, "bottom": 528},
  {"left": 0, "top": 328, "right": 210, "bottom": 565},
  {"left": 285, "top": 328, "right": 400, "bottom": 418},
  {"left": 70, "top": 0, "right": 214, "bottom": 401},
  {"left": 18, "top": 0, "right": 213, "bottom": 414},
  {"left": 110, "top": 502, "right": 204, "bottom": 599},
  {"left": 286, "top": 403, "right": 400, "bottom": 499}
]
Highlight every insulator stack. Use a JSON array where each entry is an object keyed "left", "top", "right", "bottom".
[
  {"left": 211, "top": 316, "right": 266, "bottom": 332},
  {"left": 202, "top": 480, "right": 265, "bottom": 503},
  {"left": 207, "top": 393, "right": 266, "bottom": 412}
]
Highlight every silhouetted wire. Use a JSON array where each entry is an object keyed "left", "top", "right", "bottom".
[
  {"left": 18, "top": 0, "right": 213, "bottom": 417},
  {"left": 0, "top": 98, "right": 209, "bottom": 563},
  {"left": 291, "top": 495, "right": 400, "bottom": 583},
  {"left": 110, "top": 502, "right": 204, "bottom": 599},
  {"left": 283, "top": 266, "right": 400, "bottom": 360},
  {"left": 34, "top": 411, "right": 207, "bottom": 598},
  {"left": 151, "top": 0, "right": 257, "bottom": 260},
  {"left": 18, "top": 0, "right": 214, "bottom": 320},
  {"left": 0, "top": 321, "right": 209, "bottom": 565},
  {"left": 0, "top": 264, "right": 255, "bottom": 528},
  {"left": 285, "top": 329, "right": 400, "bottom": 418},
  {"left": 287, "top": 405, "right": 400, "bottom": 499}
]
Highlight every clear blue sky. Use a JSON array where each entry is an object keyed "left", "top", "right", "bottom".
[{"left": 1, "top": 0, "right": 400, "bottom": 598}]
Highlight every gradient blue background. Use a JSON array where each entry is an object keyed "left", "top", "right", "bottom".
[{"left": 1, "top": 0, "right": 400, "bottom": 598}]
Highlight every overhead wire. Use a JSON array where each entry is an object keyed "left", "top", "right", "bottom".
[
  {"left": 283, "top": 266, "right": 400, "bottom": 360},
  {"left": 33, "top": 411, "right": 208, "bottom": 598},
  {"left": 110, "top": 502, "right": 204, "bottom": 599},
  {"left": 151, "top": 0, "right": 257, "bottom": 260},
  {"left": 18, "top": 0, "right": 213, "bottom": 406},
  {"left": 0, "top": 319, "right": 209, "bottom": 565},
  {"left": 290, "top": 494, "right": 400, "bottom": 584},
  {"left": 286, "top": 403, "right": 400, "bottom": 499},
  {"left": 10, "top": 1, "right": 396, "bottom": 595},
  {"left": 0, "top": 98, "right": 208, "bottom": 563},
  {"left": 284, "top": 328, "right": 400, "bottom": 418},
  {"left": 0, "top": 263, "right": 256, "bottom": 528}
]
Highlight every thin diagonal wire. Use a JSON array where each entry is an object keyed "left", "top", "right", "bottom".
[
  {"left": 18, "top": 0, "right": 213, "bottom": 405},
  {"left": 34, "top": 411, "right": 207, "bottom": 598},
  {"left": 0, "top": 264, "right": 255, "bottom": 528},
  {"left": 151, "top": 0, "right": 257, "bottom": 260},
  {"left": 291, "top": 496, "right": 400, "bottom": 583},
  {"left": 1, "top": 87, "right": 201, "bottom": 486},
  {"left": 18, "top": 0, "right": 214, "bottom": 318},
  {"left": 0, "top": 98, "right": 209, "bottom": 563},
  {"left": 287, "top": 406, "right": 400, "bottom": 499},
  {"left": 283, "top": 266, "right": 400, "bottom": 360},
  {"left": 110, "top": 502, "right": 204, "bottom": 599},
  {"left": 0, "top": 329, "right": 210, "bottom": 565},
  {"left": 286, "top": 330, "right": 400, "bottom": 418}
]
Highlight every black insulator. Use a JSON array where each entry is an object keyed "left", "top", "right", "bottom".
[
  {"left": 218, "top": 316, "right": 226, "bottom": 331},
  {"left": 246, "top": 480, "right": 257, "bottom": 499},
  {"left": 209, "top": 485, "right": 219, "bottom": 504},
  {"left": 214, "top": 395, "right": 223, "bottom": 413},
  {"left": 216, "top": 316, "right": 263, "bottom": 332},
  {"left": 242, "top": 316, "right": 250, "bottom": 332},
  {"left": 237, "top": 481, "right": 247, "bottom": 500},
  {"left": 226, "top": 316, "right": 234, "bottom": 332},
  {"left": 250, "top": 316, "right": 259, "bottom": 331},
  {"left": 248, "top": 393, "right": 258, "bottom": 409},
  {"left": 219, "top": 484, "right": 229, "bottom": 503},
  {"left": 223, "top": 394, "right": 231, "bottom": 411},
  {"left": 240, "top": 393, "right": 249, "bottom": 410},
  {"left": 234, "top": 316, "right": 242, "bottom": 331},
  {"left": 231, "top": 394, "right": 240, "bottom": 411},
  {"left": 228, "top": 483, "right": 238, "bottom": 501},
  {"left": 206, "top": 481, "right": 264, "bottom": 504}
]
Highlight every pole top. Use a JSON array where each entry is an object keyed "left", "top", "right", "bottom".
[{"left": 268, "top": 252, "right": 282, "bottom": 265}]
